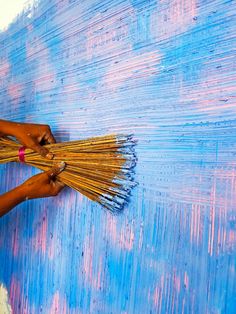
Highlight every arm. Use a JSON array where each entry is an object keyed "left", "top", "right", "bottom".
[
  {"left": 0, "top": 162, "right": 65, "bottom": 218},
  {"left": 0, "top": 119, "right": 15, "bottom": 136},
  {"left": 0, "top": 119, "right": 55, "bottom": 159},
  {"left": 0, "top": 185, "right": 26, "bottom": 217}
]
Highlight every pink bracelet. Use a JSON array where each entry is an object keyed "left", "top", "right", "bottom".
[{"left": 18, "top": 146, "right": 26, "bottom": 162}]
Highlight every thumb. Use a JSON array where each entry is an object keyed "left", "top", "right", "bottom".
[
  {"left": 46, "top": 162, "right": 66, "bottom": 179},
  {"left": 29, "top": 137, "right": 54, "bottom": 160}
]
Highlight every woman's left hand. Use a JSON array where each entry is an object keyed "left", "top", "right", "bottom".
[{"left": 20, "top": 162, "right": 66, "bottom": 200}]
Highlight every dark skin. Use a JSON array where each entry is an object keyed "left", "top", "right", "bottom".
[{"left": 0, "top": 120, "right": 65, "bottom": 217}]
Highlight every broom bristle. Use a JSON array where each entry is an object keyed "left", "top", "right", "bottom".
[{"left": 0, "top": 134, "right": 137, "bottom": 213}]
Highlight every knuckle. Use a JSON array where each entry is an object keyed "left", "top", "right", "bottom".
[
  {"left": 44, "top": 125, "right": 51, "bottom": 131},
  {"left": 39, "top": 147, "right": 48, "bottom": 156}
]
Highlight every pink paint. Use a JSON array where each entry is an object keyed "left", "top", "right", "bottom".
[
  {"left": 52, "top": 1, "right": 83, "bottom": 26},
  {"left": 174, "top": 275, "right": 181, "bottom": 293},
  {"left": 25, "top": 39, "right": 56, "bottom": 93},
  {"left": 190, "top": 206, "right": 194, "bottom": 243},
  {"left": 217, "top": 227, "right": 221, "bottom": 247},
  {"left": 48, "top": 236, "right": 56, "bottom": 260},
  {"left": 190, "top": 204, "right": 201, "bottom": 245},
  {"left": 62, "top": 82, "right": 80, "bottom": 94},
  {"left": 119, "top": 222, "right": 135, "bottom": 251},
  {"left": 41, "top": 216, "right": 47, "bottom": 255},
  {"left": 8, "top": 82, "right": 22, "bottom": 105},
  {"left": 228, "top": 230, "right": 235, "bottom": 249},
  {"left": 27, "top": 23, "right": 34, "bottom": 32},
  {"left": 82, "top": 229, "right": 94, "bottom": 285},
  {"left": 153, "top": 286, "right": 159, "bottom": 307},
  {"left": 106, "top": 215, "right": 135, "bottom": 251},
  {"left": 184, "top": 272, "right": 189, "bottom": 289},
  {"left": 208, "top": 207, "right": 215, "bottom": 256},
  {"left": 103, "top": 51, "right": 161, "bottom": 91},
  {"left": 179, "top": 70, "right": 236, "bottom": 115},
  {"left": 12, "top": 227, "right": 19, "bottom": 257},
  {"left": 32, "top": 216, "right": 48, "bottom": 255},
  {"left": 9, "top": 276, "right": 21, "bottom": 313},
  {"left": 159, "top": 275, "right": 164, "bottom": 312},
  {"left": 0, "top": 60, "right": 10, "bottom": 78},
  {"left": 50, "top": 292, "right": 60, "bottom": 314},
  {"left": 181, "top": 297, "right": 186, "bottom": 314},
  {"left": 83, "top": 250, "right": 93, "bottom": 284},
  {"left": 85, "top": 7, "right": 133, "bottom": 60},
  {"left": 138, "top": 224, "right": 143, "bottom": 249},
  {"left": 21, "top": 296, "right": 30, "bottom": 314},
  {"left": 151, "top": 0, "right": 197, "bottom": 40},
  {"left": 106, "top": 214, "right": 117, "bottom": 243},
  {"left": 86, "top": 28, "right": 132, "bottom": 61},
  {"left": 208, "top": 177, "right": 216, "bottom": 256},
  {"left": 82, "top": 230, "right": 105, "bottom": 290},
  {"left": 93, "top": 256, "right": 103, "bottom": 290},
  {"left": 26, "top": 38, "right": 47, "bottom": 59},
  {"left": 34, "top": 70, "right": 56, "bottom": 93},
  {"left": 49, "top": 291, "right": 68, "bottom": 314}
]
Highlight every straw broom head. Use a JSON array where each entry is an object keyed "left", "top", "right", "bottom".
[{"left": 0, "top": 134, "right": 137, "bottom": 213}]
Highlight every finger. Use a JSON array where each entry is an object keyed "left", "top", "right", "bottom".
[
  {"left": 55, "top": 180, "right": 65, "bottom": 189},
  {"left": 46, "top": 162, "right": 66, "bottom": 179},
  {"left": 30, "top": 137, "right": 54, "bottom": 159},
  {"left": 44, "top": 132, "right": 56, "bottom": 145},
  {"left": 26, "top": 136, "right": 49, "bottom": 157},
  {"left": 51, "top": 180, "right": 65, "bottom": 196}
]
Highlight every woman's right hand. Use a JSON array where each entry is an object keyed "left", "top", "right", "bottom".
[
  {"left": 20, "top": 162, "right": 66, "bottom": 200},
  {"left": 0, "top": 120, "right": 56, "bottom": 159}
]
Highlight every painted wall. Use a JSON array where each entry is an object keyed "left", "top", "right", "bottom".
[{"left": 0, "top": 0, "right": 236, "bottom": 313}]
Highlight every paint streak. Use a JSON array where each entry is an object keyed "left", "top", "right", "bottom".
[
  {"left": 31, "top": 215, "right": 48, "bottom": 256},
  {"left": 103, "top": 50, "right": 162, "bottom": 91},
  {"left": 151, "top": 0, "right": 197, "bottom": 40},
  {"left": 0, "top": 60, "right": 10, "bottom": 78},
  {"left": 9, "top": 277, "right": 21, "bottom": 313},
  {"left": 49, "top": 291, "right": 71, "bottom": 314}
]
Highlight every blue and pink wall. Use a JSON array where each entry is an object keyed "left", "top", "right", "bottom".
[{"left": 0, "top": 0, "right": 236, "bottom": 313}]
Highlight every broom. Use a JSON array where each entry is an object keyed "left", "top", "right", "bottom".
[{"left": 0, "top": 134, "right": 137, "bottom": 213}]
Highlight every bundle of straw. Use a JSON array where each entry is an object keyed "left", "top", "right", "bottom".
[{"left": 0, "top": 134, "right": 137, "bottom": 212}]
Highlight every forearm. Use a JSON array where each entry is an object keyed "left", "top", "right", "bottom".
[
  {"left": 0, "top": 119, "right": 19, "bottom": 137},
  {"left": 0, "top": 185, "right": 26, "bottom": 217}
]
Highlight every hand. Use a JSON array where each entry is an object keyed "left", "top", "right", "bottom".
[
  {"left": 0, "top": 162, "right": 66, "bottom": 217},
  {"left": 11, "top": 122, "right": 56, "bottom": 159},
  {"left": 20, "top": 162, "right": 66, "bottom": 200}
]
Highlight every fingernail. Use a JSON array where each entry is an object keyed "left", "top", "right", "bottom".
[
  {"left": 46, "top": 152, "right": 54, "bottom": 160},
  {"left": 55, "top": 161, "right": 66, "bottom": 172}
]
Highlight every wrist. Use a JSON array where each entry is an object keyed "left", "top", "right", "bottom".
[{"left": 14, "top": 184, "right": 29, "bottom": 202}]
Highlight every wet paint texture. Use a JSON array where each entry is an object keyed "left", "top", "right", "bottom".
[{"left": 0, "top": 0, "right": 236, "bottom": 313}]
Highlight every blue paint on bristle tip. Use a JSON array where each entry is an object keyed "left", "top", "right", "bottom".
[{"left": 97, "top": 133, "right": 138, "bottom": 213}]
